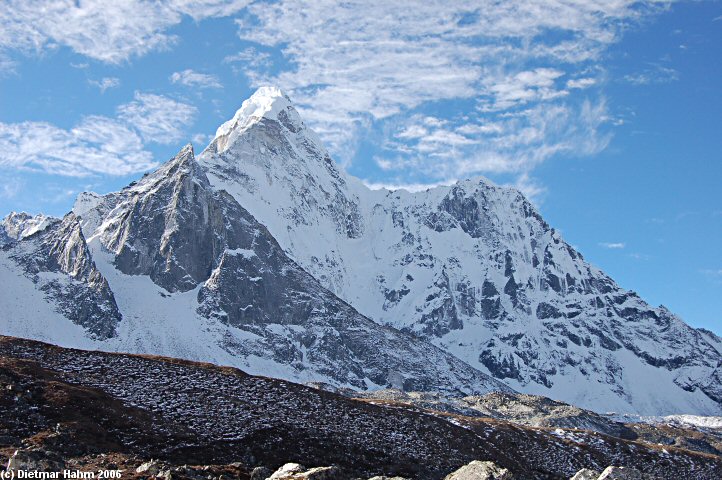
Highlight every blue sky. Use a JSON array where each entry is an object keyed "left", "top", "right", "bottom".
[{"left": 0, "top": 1, "right": 720, "bottom": 333}]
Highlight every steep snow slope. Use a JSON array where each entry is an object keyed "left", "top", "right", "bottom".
[
  {"left": 198, "top": 87, "right": 722, "bottom": 416},
  {"left": 0, "top": 145, "right": 509, "bottom": 397}
]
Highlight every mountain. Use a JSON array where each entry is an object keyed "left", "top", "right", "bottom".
[
  {"left": 1, "top": 86, "right": 720, "bottom": 416},
  {"left": 197, "top": 87, "right": 722, "bottom": 416},
  {"left": 2, "top": 335, "right": 720, "bottom": 479},
  {"left": 0, "top": 145, "right": 507, "bottom": 397}
]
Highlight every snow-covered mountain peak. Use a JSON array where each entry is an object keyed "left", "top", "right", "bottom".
[{"left": 213, "top": 86, "right": 294, "bottom": 150}]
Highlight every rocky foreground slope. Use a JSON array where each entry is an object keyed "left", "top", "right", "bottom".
[{"left": 1, "top": 337, "right": 720, "bottom": 480}]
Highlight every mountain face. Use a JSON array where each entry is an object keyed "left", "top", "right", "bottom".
[
  {"left": 1, "top": 86, "right": 720, "bottom": 416},
  {"left": 197, "top": 87, "right": 722, "bottom": 416},
  {"left": 0, "top": 145, "right": 508, "bottom": 396}
]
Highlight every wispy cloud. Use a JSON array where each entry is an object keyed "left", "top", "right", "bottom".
[
  {"left": 364, "top": 178, "right": 459, "bottom": 193},
  {"left": 0, "top": 176, "right": 23, "bottom": 198},
  {"left": 0, "top": 54, "right": 16, "bottom": 77},
  {"left": 0, "top": 0, "right": 252, "bottom": 63},
  {"left": 0, "top": 117, "right": 155, "bottom": 176},
  {"left": 509, "top": 173, "right": 547, "bottom": 205},
  {"left": 0, "top": 92, "right": 196, "bottom": 176},
  {"left": 170, "top": 69, "right": 222, "bottom": 89},
  {"left": 567, "top": 77, "right": 597, "bottom": 89},
  {"left": 599, "top": 242, "right": 626, "bottom": 249},
  {"left": 117, "top": 92, "right": 197, "bottom": 144},
  {"left": 624, "top": 65, "right": 679, "bottom": 85},
  {"left": 88, "top": 77, "right": 120, "bottom": 93},
  {"left": 701, "top": 269, "right": 722, "bottom": 286}
]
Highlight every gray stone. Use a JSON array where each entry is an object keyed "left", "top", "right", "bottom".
[
  {"left": 570, "top": 469, "right": 601, "bottom": 480},
  {"left": 251, "top": 466, "right": 273, "bottom": 480},
  {"left": 444, "top": 460, "right": 513, "bottom": 480},
  {"left": 6, "top": 449, "right": 65, "bottom": 473},
  {"left": 136, "top": 459, "right": 162, "bottom": 475}
]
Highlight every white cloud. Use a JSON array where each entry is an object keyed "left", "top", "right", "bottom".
[
  {"left": 88, "top": 77, "right": 120, "bottom": 93},
  {"left": 567, "top": 77, "right": 597, "bottom": 89},
  {"left": 482, "top": 68, "right": 568, "bottom": 111},
  {"left": 0, "top": 0, "right": 251, "bottom": 63},
  {"left": 599, "top": 242, "right": 626, "bottom": 249},
  {"left": 192, "top": 132, "right": 213, "bottom": 147},
  {"left": 170, "top": 69, "right": 222, "bottom": 89},
  {"left": 0, "top": 92, "right": 197, "bottom": 176},
  {"left": 117, "top": 92, "right": 197, "bottom": 144},
  {"left": 377, "top": 98, "right": 612, "bottom": 181}
]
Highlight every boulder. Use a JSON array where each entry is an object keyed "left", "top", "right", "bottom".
[
  {"left": 251, "top": 466, "right": 273, "bottom": 480},
  {"left": 444, "top": 460, "right": 513, "bottom": 480},
  {"left": 570, "top": 469, "right": 601, "bottom": 480},
  {"left": 136, "top": 459, "right": 162, "bottom": 476},
  {"left": 6, "top": 449, "right": 64, "bottom": 472},
  {"left": 267, "top": 464, "right": 341, "bottom": 479}
]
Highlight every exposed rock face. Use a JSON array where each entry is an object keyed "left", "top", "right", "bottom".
[
  {"left": 195, "top": 87, "right": 722, "bottom": 416},
  {"left": 96, "top": 145, "right": 224, "bottom": 293},
  {"left": 443, "top": 461, "right": 513, "bottom": 480},
  {"left": 3, "top": 213, "right": 121, "bottom": 339}
]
